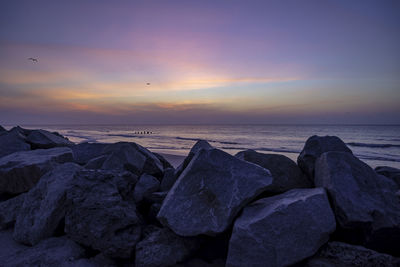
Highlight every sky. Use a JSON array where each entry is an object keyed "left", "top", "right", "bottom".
[{"left": 0, "top": 0, "right": 399, "bottom": 124}]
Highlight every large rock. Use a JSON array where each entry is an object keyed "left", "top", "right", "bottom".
[
  {"left": 71, "top": 142, "right": 108, "bottom": 165},
  {"left": 134, "top": 174, "right": 160, "bottom": 202},
  {"left": 0, "top": 147, "right": 73, "bottom": 195},
  {"left": 226, "top": 188, "right": 336, "bottom": 267},
  {"left": 0, "top": 130, "right": 30, "bottom": 158},
  {"left": 236, "top": 149, "right": 312, "bottom": 193},
  {"left": 376, "top": 166, "right": 400, "bottom": 188},
  {"left": 307, "top": 241, "right": 400, "bottom": 267},
  {"left": 0, "top": 235, "right": 86, "bottom": 267},
  {"left": 26, "top": 129, "right": 73, "bottom": 149},
  {"left": 298, "top": 135, "right": 352, "bottom": 179},
  {"left": 157, "top": 148, "right": 273, "bottom": 236},
  {"left": 315, "top": 151, "right": 400, "bottom": 255},
  {"left": 0, "top": 193, "right": 25, "bottom": 230},
  {"left": 13, "top": 163, "right": 82, "bottom": 245},
  {"left": 135, "top": 227, "right": 201, "bottom": 267},
  {"left": 0, "top": 125, "right": 6, "bottom": 132},
  {"left": 65, "top": 169, "right": 142, "bottom": 258},
  {"left": 160, "top": 167, "right": 177, "bottom": 191}
]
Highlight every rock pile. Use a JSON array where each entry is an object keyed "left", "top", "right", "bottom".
[{"left": 0, "top": 126, "right": 399, "bottom": 267}]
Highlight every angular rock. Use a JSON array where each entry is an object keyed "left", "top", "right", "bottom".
[
  {"left": 0, "top": 193, "right": 25, "bottom": 230},
  {"left": 0, "top": 235, "right": 85, "bottom": 267},
  {"left": 113, "top": 171, "right": 139, "bottom": 202},
  {"left": 158, "top": 148, "right": 273, "bottom": 236},
  {"left": 0, "top": 125, "right": 6, "bottom": 132},
  {"left": 236, "top": 149, "right": 312, "bottom": 193},
  {"left": 307, "top": 241, "right": 400, "bottom": 267},
  {"left": 145, "top": 191, "right": 167, "bottom": 204},
  {"left": 65, "top": 169, "right": 142, "bottom": 258},
  {"left": 135, "top": 227, "right": 201, "bottom": 267},
  {"left": 315, "top": 151, "right": 400, "bottom": 255},
  {"left": 226, "top": 188, "right": 336, "bottom": 267},
  {"left": 26, "top": 129, "right": 73, "bottom": 149},
  {"left": 153, "top": 152, "right": 173, "bottom": 169},
  {"left": 134, "top": 174, "right": 160, "bottom": 202},
  {"left": 13, "top": 163, "right": 82, "bottom": 245},
  {"left": 0, "top": 147, "right": 73, "bottom": 195},
  {"left": 376, "top": 166, "right": 400, "bottom": 188},
  {"left": 297, "top": 135, "right": 352, "bottom": 179},
  {"left": 0, "top": 129, "right": 30, "bottom": 158},
  {"left": 160, "top": 167, "right": 177, "bottom": 192},
  {"left": 71, "top": 142, "right": 108, "bottom": 165}
]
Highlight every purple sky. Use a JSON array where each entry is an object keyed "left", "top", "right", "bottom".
[{"left": 0, "top": 0, "right": 399, "bottom": 124}]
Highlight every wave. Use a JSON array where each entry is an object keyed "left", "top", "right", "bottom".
[
  {"left": 347, "top": 142, "right": 400, "bottom": 148},
  {"left": 356, "top": 154, "right": 400, "bottom": 163},
  {"left": 107, "top": 134, "right": 146, "bottom": 138},
  {"left": 219, "top": 146, "right": 300, "bottom": 154},
  {"left": 175, "top": 136, "right": 239, "bottom": 145}
]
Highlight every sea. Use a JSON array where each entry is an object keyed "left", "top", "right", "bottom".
[{"left": 5, "top": 124, "right": 400, "bottom": 169}]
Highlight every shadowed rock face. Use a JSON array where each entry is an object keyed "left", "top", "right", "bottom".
[
  {"left": 0, "top": 193, "right": 25, "bottom": 230},
  {"left": 134, "top": 174, "right": 160, "bottom": 203},
  {"left": 158, "top": 148, "right": 273, "bottom": 236},
  {"left": 71, "top": 142, "right": 109, "bottom": 165},
  {"left": 26, "top": 129, "right": 73, "bottom": 149},
  {"left": 226, "top": 188, "right": 336, "bottom": 267},
  {"left": 236, "top": 149, "right": 312, "bottom": 193},
  {"left": 297, "top": 135, "right": 352, "bottom": 179},
  {"left": 315, "top": 151, "right": 400, "bottom": 255},
  {"left": 65, "top": 169, "right": 142, "bottom": 258},
  {"left": 0, "top": 147, "right": 73, "bottom": 195},
  {"left": 375, "top": 166, "right": 400, "bottom": 188},
  {"left": 0, "top": 130, "right": 30, "bottom": 158},
  {"left": 13, "top": 163, "right": 82, "bottom": 245}
]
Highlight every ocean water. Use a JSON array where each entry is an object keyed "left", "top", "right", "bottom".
[{"left": 7, "top": 124, "right": 400, "bottom": 169}]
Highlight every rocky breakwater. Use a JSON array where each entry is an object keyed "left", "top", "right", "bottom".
[{"left": 0, "top": 125, "right": 399, "bottom": 267}]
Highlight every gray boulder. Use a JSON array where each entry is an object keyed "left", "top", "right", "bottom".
[
  {"left": 134, "top": 174, "right": 160, "bottom": 203},
  {"left": 376, "top": 166, "right": 400, "bottom": 188},
  {"left": 65, "top": 169, "right": 142, "bottom": 258},
  {"left": 0, "top": 130, "right": 30, "bottom": 158},
  {"left": 158, "top": 148, "right": 273, "bottom": 236},
  {"left": 160, "top": 167, "right": 176, "bottom": 192},
  {"left": 0, "top": 147, "right": 73, "bottom": 195},
  {"left": 13, "top": 163, "right": 82, "bottom": 245},
  {"left": 0, "top": 193, "right": 25, "bottom": 230},
  {"left": 315, "top": 151, "right": 400, "bottom": 255},
  {"left": 153, "top": 152, "right": 174, "bottom": 169},
  {"left": 226, "top": 188, "right": 336, "bottom": 267},
  {"left": 135, "top": 227, "right": 201, "bottom": 267},
  {"left": 26, "top": 129, "right": 73, "bottom": 149},
  {"left": 0, "top": 125, "right": 6, "bottom": 132},
  {"left": 298, "top": 135, "right": 352, "bottom": 179},
  {"left": 71, "top": 142, "right": 108, "bottom": 165},
  {"left": 236, "top": 149, "right": 312, "bottom": 193},
  {"left": 306, "top": 241, "right": 400, "bottom": 267}
]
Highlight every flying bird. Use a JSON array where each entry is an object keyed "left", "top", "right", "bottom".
[
  {"left": 28, "top": 57, "right": 38, "bottom": 62},
  {"left": 146, "top": 83, "right": 150, "bottom": 85}
]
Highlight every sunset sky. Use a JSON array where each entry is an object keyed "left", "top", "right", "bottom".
[{"left": 0, "top": 0, "right": 399, "bottom": 124}]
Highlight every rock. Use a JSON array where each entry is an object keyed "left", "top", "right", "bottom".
[
  {"left": 306, "top": 241, "right": 400, "bottom": 267},
  {"left": 0, "top": 130, "right": 30, "bottom": 158},
  {"left": 26, "top": 129, "right": 73, "bottom": 149},
  {"left": 315, "top": 151, "right": 400, "bottom": 255},
  {"left": 0, "top": 235, "right": 86, "bottom": 267},
  {"left": 113, "top": 171, "right": 139, "bottom": 202},
  {"left": 71, "top": 142, "right": 108, "bottom": 165},
  {"left": 158, "top": 148, "right": 273, "bottom": 236},
  {"left": 175, "top": 258, "right": 226, "bottom": 267},
  {"left": 145, "top": 191, "right": 167, "bottom": 204},
  {"left": 0, "top": 125, "right": 6, "bottom": 132},
  {"left": 153, "top": 152, "right": 174, "bottom": 169},
  {"left": 0, "top": 230, "right": 27, "bottom": 263},
  {"left": 226, "top": 188, "right": 336, "bottom": 267},
  {"left": 0, "top": 147, "right": 73, "bottom": 195},
  {"left": 13, "top": 163, "right": 82, "bottom": 245},
  {"left": 65, "top": 169, "right": 142, "bottom": 258},
  {"left": 134, "top": 174, "right": 160, "bottom": 202},
  {"left": 297, "top": 135, "right": 352, "bottom": 179},
  {"left": 135, "top": 227, "right": 201, "bottom": 267},
  {"left": 236, "top": 149, "right": 312, "bottom": 193},
  {"left": 160, "top": 167, "right": 177, "bottom": 191},
  {"left": 174, "top": 140, "right": 213, "bottom": 178},
  {"left": 0, "top": 193, "right": 25, "bottom": 230},
  {"left": 376, "top": 166, "right": 400, "bottom": 188}
]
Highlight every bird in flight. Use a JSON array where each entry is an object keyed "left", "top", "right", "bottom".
[
  {"left": 28, "top": 57, "right": 38, "bottom": 62},
  {"left": 146, "top": 83, "right": 150, "bottom": 85}
]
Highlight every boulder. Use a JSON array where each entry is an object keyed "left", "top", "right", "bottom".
[
  {"left": 0, "top": 235, "right": 86, "bottom": 267},
  {"left": 26, "top": 129, "right": 73, "bottom": 149},
  {"left": 306, "top": 241, "right": 400, "bottom": 267},
  {"left": 226, "top": 188, "right": 336, "bottom": 267},
  {"left": 297, "top": 135, "right": 352, "bottom": 179},
  {"left": 157, "top": 148, "right": 273, "bottom": 236},
  {"left": 375, "top": 166, "right": 400, "bottom": 188},
  {"left": 13, "top": 163, "right": 82, "bottom": 245},
  {"left": 0, "top": 125, "right": 6, "bottom": 132},
  {"left": 134, "top": 174, "right": 160, "bottom": 202},
  {"left": 236, "top": 149, "right": 312, "bottom": 193},
  {"left": 315, "top": 151, "right": 400, "bottom": 255},
  {"left": 135, "top": 227, "right": 201, "bottom": 267},
  {"left": 153, "top": 152, "right": 174, "bottom": 169},
  {"left": 0, "top": 147, "right": 73, "bottom": 195},
  {"left": 71, "top": 142, "right": 108, "bottom": 165},
  {"left": 160, "top": 167, "right": 177, "bottom": 191},
  {"left": 0, "top": 130, "right": 30, "bottom": 158},
  {"left": 113, "top": 171, "right": 139, "bottom": 202},
  {"left": 0, "top": 193, "right": 25, "bottom": 230},
  {"left": 65, "top": 169, "right": 142, "bottom": 258}
]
